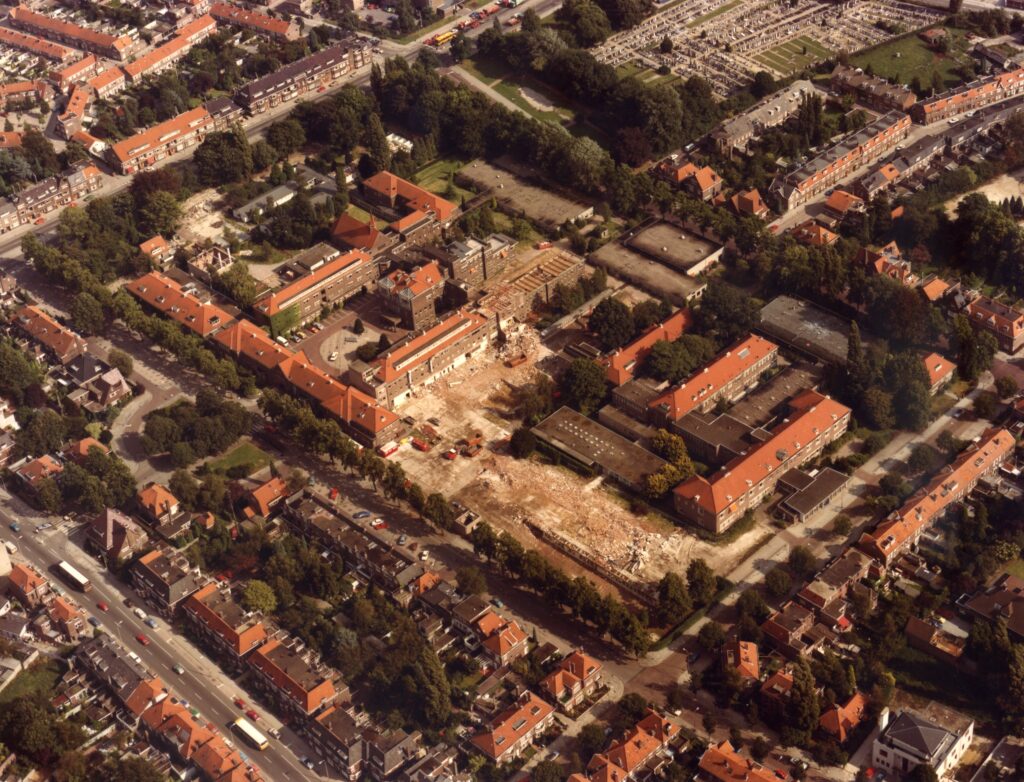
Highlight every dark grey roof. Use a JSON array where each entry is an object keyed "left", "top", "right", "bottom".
[{"left": 882, "top": 711, "right": 955, "bottom": 761}]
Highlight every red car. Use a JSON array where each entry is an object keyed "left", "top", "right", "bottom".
[
  {"left": 245, "top": 709, "right": 260, "bottom": 721},
  {"left": 234, "top": 698, "right": 246, "bottom": 709},
  {"left": 96, "top": 601, "right": 109, "bottom": 612},
  {"left": 135, "top": 633, "right": 150, "bottom": 646}
]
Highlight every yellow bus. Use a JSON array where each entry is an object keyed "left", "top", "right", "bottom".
[{"left": 433, "top": 30, "right": 456, "bottom": 46}]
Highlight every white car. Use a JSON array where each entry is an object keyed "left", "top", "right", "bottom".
[
  {"left": 133, "top": 607, "right": 147, "bottom": 620},
  {"left": 329, "top": 351, "right": 339, "bottom": 362},
  {"left": 419, "top": 550, "right": 429, "bottom": 561}
]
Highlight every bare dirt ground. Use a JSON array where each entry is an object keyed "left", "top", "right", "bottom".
[
  {"left": 945, "top": 167, "right": 1024, "bottom": 216},
  {"left": 394, "top": 324, "right": 767, "bottom": 591}
]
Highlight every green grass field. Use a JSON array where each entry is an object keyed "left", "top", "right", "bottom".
[
  {"left": 0, "top": 659, "right": 61, "bottom": 705},
  {"left": 851, "top": 28, "right": 969, "bottom": 90},
  {"left": 413, "top": 158, "right": 475, "bottom": 201},
  {"left": 1004, "top": 558, "right": 1024, "bottom": 579},
  {"left": 208, "top": 442, "right": 272, "bottom": 477},
  {"left": 755, "top": 35, "right": 832, "bottom": 74},
  {"left": 687, "top": 0, "right": 743, "bottom": 28},
  {"left": 346, "top": 204, "right": 373, "bottom": 223},
  {"left": 459, "top": 57, "right": 575, "bottom": 124}
]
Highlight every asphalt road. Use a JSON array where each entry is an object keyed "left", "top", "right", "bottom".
[{"left": 0, "top": 491, "right": 320, "bottom": 781}]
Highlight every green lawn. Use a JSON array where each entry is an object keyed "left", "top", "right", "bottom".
[
  {"left": 615, "top": 62, "right": 645, "bottom": 79},
  {"left": 413, "top": 158, "right": 474, "bottom": 201},
  {"left": 889, "top": 645, "right": 989, "bottom": 717},
  {"left": 0, "top": 659, "right": 61, "bottom": 705},
  {"left": 460, "top": 56, "right": 575, "bottom": 124},
  {"left": 756, "top": 36, "right": 832, "bottom": 74},
  {"left": 461, "top": 54, "right": 510, "bottom": 86},
  {"left": 851, "top": 28, "right": 970, "bottom": 90},
  {"left": 208, "top": 442, "right": 272, "bottom": 477},
  {"left": 687, "top": 0, "right": 742, "bottom": 28},
  {"left": 346, "top": 204, "right": 373, "bottom": 223}
]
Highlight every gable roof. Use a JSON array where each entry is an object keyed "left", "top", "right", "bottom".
[
  {"left": 9, "top": 563, "right": 46, "bottom": 595},
  {"left": 254, "top": 248, "right": 372, "bottom": 317},
  {"left": 248, "top": 476, "right": 288, "bottom": 517},
  {"left": 138, "top": 482, "right": 179, "bottom": 517},
  {"left": 819, "top": 692, "right": 867, "bottom": 742},
  {"left": 824, "top": 189, "right": 864, "bottom": 215},
  {"left": 723, "top": 639, "right": 760, "bottom": 680},
  {"left": 730, "top": 188, "right": 766, "bottom": 216},
  {"left": 922, "top": 352, "right": 954, "bottom": 389},
  {"left": 602, "top": 309, "right": 691, "bottom": 385},
  {"left": 698, "top": 741, "right": 780, "bottom": 782},
  {"left": 470, "top": 692, "right": 554, "bottom": 760},
  {"left": 212, "top": 319, "right": 291, "bottom": 370},
  {"left": 330, "top": 212, "right": 384, "bottom": 251},
  {"left": 126, "top": 272, "right": 233, "bottom": 337},
  {"left": 362, "top": 171, "right": 457, "bottom": 223},
  {"left": 14, "top": 304, "right": 86, "bottom": 361}
]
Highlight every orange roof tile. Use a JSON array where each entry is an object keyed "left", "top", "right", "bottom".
[
  {"left": 861, "top": 427, "right": 1013, "bottom": 561},
  {"left": 138, "top": 481, "right": 179, "bottom": 517},
  {"left": 16, "top": 454, "right": 64, "bottom": 486},
  {"left": 723, "top": 639, "right": 759, "bottom": 680},
  {"left": 0, "top": 26, "right": 70, "bottom": 60},
  {"left": 922, "top": 352, "right": 954, "bottom": 389},
  {"left": 9, "top": 564, "right": 46, "bottom": 595},
  {"left": 692, "top": 166, "right": 720, "bottom": 193},
  {"left": 362, "top": 171, "right": 457, "bottom": 223},
  {"left": 791, "top": 220, "right": 838, "bottom": 247},
  {"left": 126, "top": 271, "right": 233, "bottom": 337},
  {"left": 254, "top": 249, "right": 372, "bottom": 317},
  {"left": 824, "top": 189, "right": 863, "bottom": 215},
  {"left": 88, "top": 67, "right": 125, "bottom": 93},
  {"left": 210, "top": 2, "right": 291, "bottom": 36},
  {"left": 185, "top": 583, "right": 268, "bottom": 656},
  {"left": 699, "top": 741, "right": 780, "bottom": 782},
  {"left": 471, "top": 693, "right": 554, "bottom": 760},
  {"left": 10, "top": 6, "right": 133, "bottom": 52},
  {"left": 602, "top": 309, "right": 691, "bottom": 385},
  {"left": 65, "top": 436, "right": 108, "bottom": 462},
  {"left": 248, "top": 638, "right": 336, "bottom": 713},
  {"left": 730, "top": 188, "right": 767, "bottom": 217},
  {"left": 139, "top": 235, "right": 170, "bottom": 255},
  {"left": 967, "top": 295, "right": 1024, "bottom": 339},
  {"left": 320, "top": 384, "right": 400, "bottom": 435},
  {"left": 123, "top": 16, "right": 215, "bottom": 79},
  {"left": 249, "top": 476, "right": 288, "bottom": 517},
  {"left": 0, "top": 132, "right": 22, "bottom": 149},
  {"left": 331, "top": 212, "right": 383, "bottom": 250},
  {"left": 481, "top": 620, "right": 526, "bottom": 658},
  {"left": 649, "top": 334, "right": 777, "bottom": 421},
  {"left": 381, "top": 261, "right": 442, "bottom": 299},
  {"left": 15, "top": 304, "right": 86, "bottom": 360},
  {"left": 125, "top": 677, "right": 167, "bottom": 716},
  {"left": 52, "top": 54, "right": 97, "bottom": 84},
  {"left": 110, "top": 107, "right": 212, "bottom": 166},
  {"left": 819, "top": 692, "right": 867, "bottom": 742},
  {"left": 919, "top": 277, "right": 951, "bottom": 302},
  {"left": 674, "top": 391, "right": 850, "bottom": 517},
  {"left": 213, "top": 319, "right": 291, "bottom": 370}
]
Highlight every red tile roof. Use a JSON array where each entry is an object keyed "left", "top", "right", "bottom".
[
  {"left": 602, "top": 309, "right": 691, "bottom": 385},
  {"left": 210, "top": 2, "right": 291, "bottom": 36},
  {"left": 471, "top": 692, "right": 554, "bottom": 760},
  {"left": 16, "top": 454, "right": 64, "bottom": 486},
  {"left": 730, "top": 188, "right": 767, "bottom": 217},
  {"left": 125, "top": 677, "right": 167, "bottom": 716},
  {"left": 15, "top": 304, "right": 86, "bottom": 361},
  {"left": 248, "top": 476, "right": 288, "bottom": 517},
  {"left": 139, "top": 235, "right": 170, "bottom": 256},
  {"left": 362, "top": 171, "right": 457, "bottom": 223},
  {"left": 52, "top": 54, "right": 97, "bottom": 85},
  {"left": 699, "top": 741, "right": 781, "bottom": 782},
  {"left": 382, "top": 261, "right": 442, "bottom": 298},
  {"left": 819, "top": 692, "right": 867, "bottom": 742},
  {"left": 213, "top": 319, "right": 291, "bottom": 370},
  {"left": 9, "top": 564, "right": 46, "bottom": 596},
  {"left": 861, "top": 427, "right": 1014, "bottom": 561},
  {"left": 123, "top": 15, "right": 215, "bottom": 79},
  {"left": 722, "top": 639, "right": 759, "bottom": 680},
  {"left": 0, "top": 26, "right": 70, "bottom": 60},
  {"left": 110, "top": 107, "right": 212, "bottom": 167},
  {"left": 138, "top": 482, "right": 179, "bottom": 518},
  {"left": 126, "top": 271, "right": 233, "bottom": 337},
  {"left": 374, "top": 309, "right": 487, "bottom": 384},
  {"left": 248, "top": 638, "right": 336, "bottom": 714},
  {"left": 10, "top": 5, "right": 133, "bottom": 53},
  {"left": 88, "top": 67, "right": 125, "bottom": 93},
  {"left": 649, "top": 334, "right": 777, "bottom": 421},
  {"left": 0, "top": 132, "right": 22, "bottom": 149},
  {"left": 674, "top": 391, "right": 850, "bottom": 517},
  {"left": 919, "top": 277, "right": 951, "bottom": 302},
  {"left": 254, "top": 249, "right": 372, "bottom": 317},
  {"left": 922, "top": 352, "right": 955, "bottom": 390},
  {"left": 330, "top": 212, "right": 383, "bottom": 251},
  {"left": 824, "top": 189, "right": 864, "bottom": 215}
]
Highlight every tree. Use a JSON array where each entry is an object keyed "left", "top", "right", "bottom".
[
  {"left": 562, "top": 358, "right": 607, "bottom": 416},
  {"left": 656, "top": 572, "right": 691, "bottom": 625},
  {"left": 533, "top": 761, "right": 566, "bottom": 782},
  {"left": 785, "top": 658, "right": 821, "bottom": 744},
  {"left": 974, "top": 391, "right": 999, "bottom": 420},
  {"left": 70, "top": 291, "right": 105, "bottom": 335},
  {"left": 697, "top": 620, "right": 725, "bottom": 651},
  {"left": 860, "top": 387, "right": 895, "bottom": 430},
  {"left": 137, "top": 190, "right": 181, "bottom": 238},
  {"left": 102, "top": 756, "right": 167, "bottom": 782},
  {"left": 510, "top": 426, "right": 537, "bottom": 458},
  {"left": 365, "top": 114, "right": 391, "bottom": 174},
  {"left": 659, "top": 35, "right": 673, "bottom": 53},
  {"left": 577, "top": 723, "right": 607, "bottom": 758},
  {"left": 194, "top": 130, "right": 252, "bottom": 186},
  {"left": 241, "top": 579, "right": 278, "bottom": 615},
  {"left": 833, "top": 514, "right": 852, "bottom": 537},
  {"left": 687, "top": 558, "right": 717, "bottom": 607},
  {"left": 557, "top": 0, "right": 613, "bottom": 46},
  {"left": 266, "top": 117, "right": 306, "bottom": 157},
  {"left": 353, "top": 318, "right": 365, "bottom": 334},
  {"left": 766, "top": 567, "right": 791, "bottom": 598},
  {"left": 455, "top": 566, "right": 487, "bottom": 595},
  {"left": 169, "top": 469, "right": 199, "bottom": 510},
  {"left": 107, "top": 348, "right": 133, "bottom": 378},
  {"left": 650, "top": 429, "right": 693, "bottom": 476},
  {"left": 908, "top": 765, "right": 940, "bottom": 782},
  {"left": 589, "top": 297, "right": 635, "bottom": 350},
  {"left": 996, "top": 375, "right": 1018, "bottom": 399},
  {"left": 788, "top": 545, "right": 816, "bottom": 579}
]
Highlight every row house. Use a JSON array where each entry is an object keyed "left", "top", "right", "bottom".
[
  {"left": 770, "top": 111, "right": 912, "bottom": 212},
  {"left": 965, "top": 295, "right": 1024, "bottom": 353},
  {"left": 830, "top": 65, "right": 917, "bottom": 112},
  {"left": 345, "top": 308, "right": 492, "bottom": 409},
  {"left": 0, "top": 26, "right": 71, "bottom": 61},
  {"left": 246, "top": 633, "right": 342, "bottom": 719},
  {"left": 43, "top": 596, "right": 87, "bottom": 643},
  {"left": 697, "top": 741, "right": 779, "bottom": 782},
  {"left": 602, "top": 309, "right": 691, "bottom": 386},
  {"left": 130, "top": 546, "right": 207, "bottom": 617},
  {"left": 377, "top": 262, "right": 444, "bottom": 330},
  {"left": 962, "top": 574, "right": 1024, "bottom": 641},
  {"left": 233, "top": 40, "right": 367, "bottom": 114},
  {"left": 0, "top": 80, "right": 51, "bottom": 109},
  {"left": 51, "top": 55, "right": 98, "bottom": 91},
  {"left": 861, "top": 427, "right": 1014, "bottom": 564},
  {"left": 86, "top": 508, "right": 148, "bottom": 567},
  {"left": 126, "top": 272, "right": 233, "bottom": 338},
  {"left": 211, "top": 2, "right": 299, "bottom": 40},
  {"left": 253, "top": 245, "right": 378, "bottom": 330},
  {"left": 795, "top": 547, "right": 877, "bottom": 628},
  {"left": 538, "top": 650, "right": 603, "bottom": 712},
  {"left": 12, "top": 304, "right": 87, "bottom": 364},
  {"left": 674, "top": 391, "right": 851, "bottom": 534},
  {"left": 8, "top": 564, "right": 50, "bottom": 609},
  {"left": 9, "top": 6, "right": 136, "bottom": 60},
  {"left": 470, "top": 692, "right": 555, "bottom": 764},
  {"left": 182, "top": 582, "right": 268, "bottom": 670},
  {"left": 108, "top": 106, "right": 216, "bottom": 175},
  {"left": 853, "top": 134, "right": 947, "bottom": 201},
  {"left": 122, "top": 14, "right": 217, "bottom": 83},
  {"left": 911, "top": 67, "right": 1024, "bottom": 124},
  {"left": 647, "top": 334, "right": 778, "bottom": 427},
  {"left": 89, "top": 66, "right": 127, "bottom": 100},
  {"left": 761, "top": 600, "right": 836, "bottom": 659},
  {"left": 5, "top": 164, "right": 103, "bottom": 225}
]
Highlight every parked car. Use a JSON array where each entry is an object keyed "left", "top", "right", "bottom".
[
  {"left": 491, "top": 598, "right": 505, "bottom": 609},
  {"left": 329, "top": 351, "right": 338, "bottom": 362},
  {"left": 234, "top": 698, "right": 246, "bottom": 708},
  {"left": 173, "top": 664, "right": 185, "bottom": 675},
  {"left": 419, "top": 550, "right": 429, "bottom": 561},
  {"left": 354, "top": 510, "right": 371, "bottom": 519},
  {"left": 96, "top": 602, "right": 109, "bottom": 612},
  {"left": 133, "top": 607, "right": 147, "bottom": 620},
  {"left": 88, "top": 617, "right": 101, "bottom": 627},
  {"left": 398, "top": 535, "right": 408, "bottom": 545}
]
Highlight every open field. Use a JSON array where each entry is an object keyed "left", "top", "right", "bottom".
[
  {"left": 753, "top": 36, "right": 831, "bottom": 75},
  {"left": 413, "top": 157, "right": 476, "bottom": 202},
  {"left": 944, "top": 168, "right": 1024, "bottom": 217},
  {"left": 207, "top": 441, "right": 273, "bottom": 477},
  {"left": 851, "top": 27, "right": 970, "bottom": 91}
]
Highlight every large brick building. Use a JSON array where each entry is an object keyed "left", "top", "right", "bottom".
[
  {"left": 211, "top": 2, "right": 299, "bottom": 39},
  {"left": 246, "top": 634, "right": 341, "bottom": 718},
  {"left": 182, "top": 583, "right": 268, "bottom": 669},
  {"left": 107, "top": 106, "right": 216, "bottom": 175},
  {"left": 674, "top": 391, "right": 851, "bottom": 533},
  {"left": 911, "top": 68, "right": 1024, "bottom": 124},
  {"left": 377, "top": 262, "right": 444, "bottom": 329},
  {"left": 8, "top": 5, "right": 136, "bottom": 59}
]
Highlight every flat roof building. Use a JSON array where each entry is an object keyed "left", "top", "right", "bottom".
[{"left": 758, "top": 295, "right": 850, "bottom": 365}]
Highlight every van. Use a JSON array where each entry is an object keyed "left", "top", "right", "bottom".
[
  {"left": 276, "top": 336, "right": 289, "bottom": 347},
  {"left": 4, "top": 541, "right": 16, "bottom": 555}
]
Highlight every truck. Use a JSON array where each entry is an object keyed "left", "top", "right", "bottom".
[
  {"left": 433, "top": 29, "right": 456, "bottom": 45},
  {"left": 376, "top": 441, "right": 399, "bottom": 457},
  {"left": 462, "top": 444, "right": 482, "bottom": 457},
  {"left": 412, "top": 438, "right": 431, "bottom": 452},
  {"left": 535, "top": 241, "right": 552, "bottom": 250}
]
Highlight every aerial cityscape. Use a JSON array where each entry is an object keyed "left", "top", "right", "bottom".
[{"left": 1, "top": 0, "right": 1024, "bottom": 779}]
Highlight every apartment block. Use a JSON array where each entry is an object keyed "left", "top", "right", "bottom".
[
  {"left": 648, "top": 334, "right": 778, "bottom": 427},
  {"left": 234, "top": 41, "right": 367, "bottom": 114},
  {"left": 182, "top": 582, "right": 268, "bottom": 669},
  {"left": 211, "top": 2, "right": 299, "bottom": 40},
  {"left": 602, "top": 309, "right": 691, "bottom": 386},
  {"left": 770, "top": 111, "right": 911, "bottom": 212},
  {"left": 9, "top": 6, "right": 136, "bottom": 59},
  {"left": 254, "top": 245, "right": 378, "bottom": 330},
  {"left": 246, "top": 634, "right": 341, "bottom": 718},
  {"left": 0, "top": 26, "right": 71, "bottom": 61},
  {"left": 965, "top": 295, "right": 1024, "bottom": 353},
  {"left": 378, "top": 262, "right": 444, "bottom": 329},
  {"left": 107, "top": 106, "right": 216, "bottom": 175},
  {"left": 861, "top": 428, "right": 1014, "bottom": 564},
  {"left": 307, "top": 706, "right": 367, "bottom": 781},
  {"left": 709, "top": 80, "right": 815, "bottom": 155},
  {"left": 830, "top": 65, "right": 917, "bottom": 112},
  {"left": 912, "top": 68, "right": 1024, "bottom": 124},
  {"left": 130, "top": 546, "right": 207, "bottom": 617},
  {"left": 360, "top": 171, "right": 458, "bottom": 234},
  {"left": 89, "top": 66, "right": 127, "bottom": 99},
  {"left": 122, "top": 14, "right": 216, "bottom": 82},
  {"left": 432, "top": 233, "right": 514, "bottom": 287},
  {"left": 675, "top": 391, "right": 851, "bottom": 533},
  {"left": 345, "top": 308, "right": 492, "bottom": 408},
  {"left": 126, "top": 271, "right": 233, "bottom": 338},
  {"left": 872, "top": 710, "right": 973, "bottom": 779}
]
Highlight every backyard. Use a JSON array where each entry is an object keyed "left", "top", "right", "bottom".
[
  {"left": 412, "top": 158, "right": 475, "bottom": 202},
  {"left": 851, "top": 28, "right": 971, "bottom": 90},
  {"left": 207, "top": 441, "right": 273, "bottom": 478},
  {"left": 0, "top": 659, "right": 62, "bottom": 705}
]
